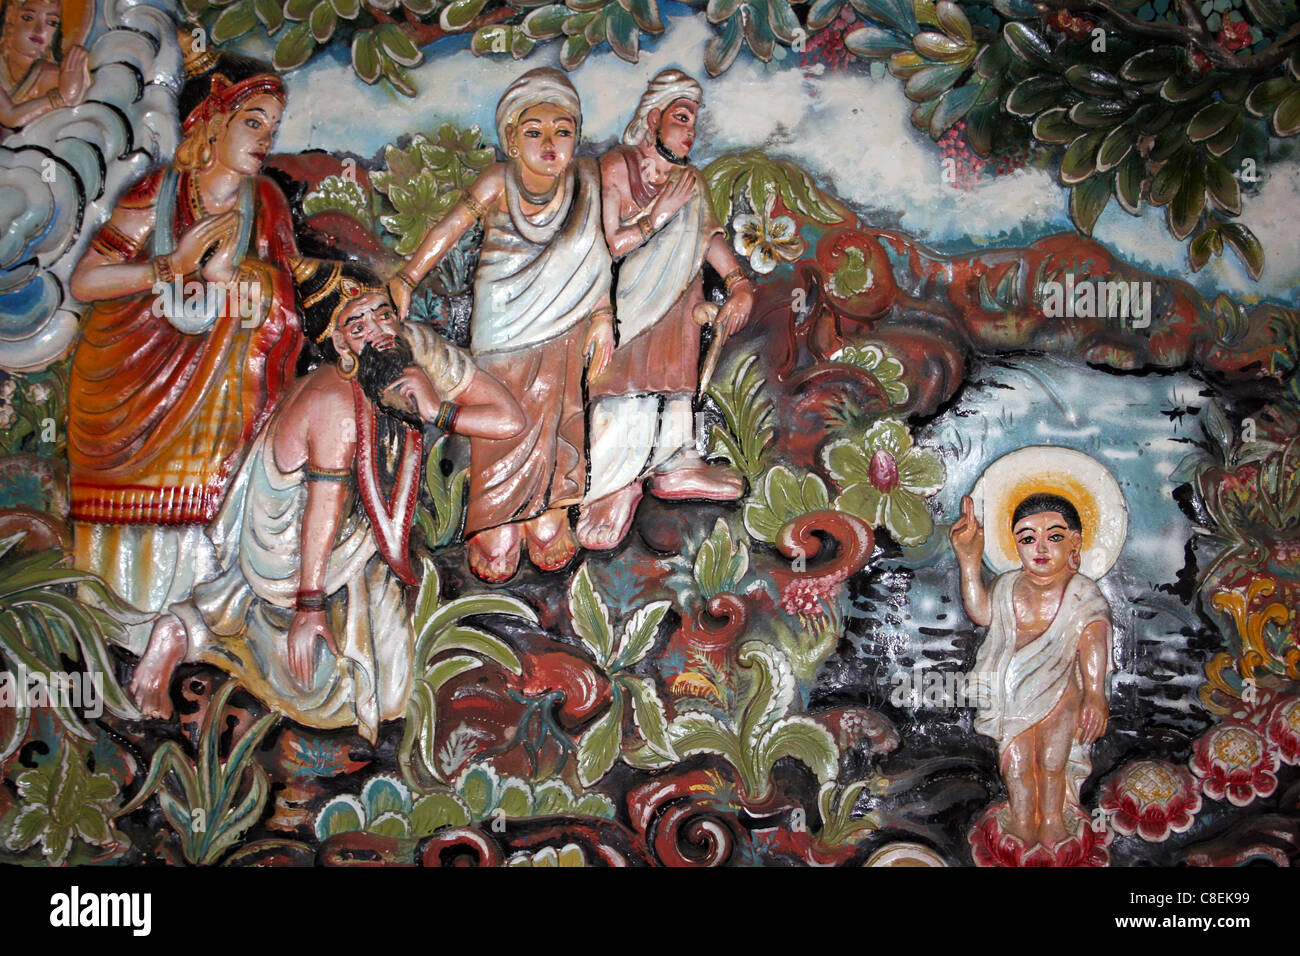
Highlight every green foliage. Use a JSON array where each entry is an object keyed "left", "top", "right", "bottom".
[
  {"left": 116, "top": 680, "right": 277, "bottom": 865},
  {"left": 704, "top": 151, "right": 847, "bottom": 232},
  {"left": 452, "top": 763, "right": 615, "bottom": 821},
  {"left": 0, "top": 535, "right": 143, "bottom": 756},
  {"left": 398, "top": 558, "right": 533, "bottom": 788},
  {"left": 744, "top": 465, "right": 832, "bottom": 544},
  {"left": 692, "top": 518, "right": 751, "bottom": 601},
  {"left": 302, "top": 174, "right": 378, "bottom": 231},
  {"left": 841, "top": 0, "right": 1295, "bottom": 277},
  {"left": 707, "top": 351, "right": 775, "bottom": 484},
  {"left": 371, "top": 125, "right": 494, "bottom": 255},
  {"left": 567, "top": 563, "right": 675, "bottom": 786},
  {"left": 664, "top": 641, "right": 838, "bottom": 801},
  {"left": 5, "top": 739, "right": 123, "bottom": 865},
  {"left": 0, "top": 365, "right": 66, "bottom": 458},
  {"left": 415, "top": 436, "right": 468, "bottom": 548},
  {"left": 315, "top": 774, "right": 472, "bottom": 839},
  {"left": 814, "top": 779, "right": 882, "bottom": 847},
  {"left": 516, "top": 0, "right": 664, "bottom": 70}
]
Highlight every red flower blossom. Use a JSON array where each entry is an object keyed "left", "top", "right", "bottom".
[
  {"left": 968, "top": 801, "right": 1111, "bottom": 867},
  {"left": 1098, "top": 760, "right": 1202, "bottom": 842},
  {"left": 1264, "top": 695, "right": 1300, "bottom": 766},
  {"left": 1189, "top": 723, "right": 1279, "bottom": 807},
  {"left": 1218, "top": 16, "right": 1252, "bottom": 53}
]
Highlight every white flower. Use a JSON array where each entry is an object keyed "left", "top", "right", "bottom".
[
  {"left": 0, "top": 405, "right": 15, "bottom": 428},
  {"left": 0, "top": 378, "right": 13, "bottom": 400},
  {"left": 26, "top": 382, "right": 50, "bottom": 404},
  {"left": 731, "top": 192, "right": 805, "bottom": 274}
]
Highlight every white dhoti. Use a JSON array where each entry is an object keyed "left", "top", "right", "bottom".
[
  {"left": 967, "top": 570, "right": 1112, "bottom": 805},
  {"left": 170, "top": 426, "right": 412, "bottom": 744},
  {"left": 584, "top": 393, "right": 695, "bottom": 502}
]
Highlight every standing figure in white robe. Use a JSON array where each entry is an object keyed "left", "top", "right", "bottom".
[{"left": 952, "top": 491, "right": 1113, "bottom": 849}]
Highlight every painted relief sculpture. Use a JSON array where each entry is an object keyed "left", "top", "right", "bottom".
[
  {"left": 0, "top": 0, "right": 89, "bottom": 138},
  {"left": 578, "top": 69, "right": 752, "bottom": 551},
  {"left": 390, "top": 68, "right": 612, "bottom": 583},
  {"left": 132, "top": 260, "right": 521, "bottom": 740},
  {"left": 953, "top": 448, "right": 1127, "bottom": 863},
  {"left": 0, "top": 0, "right": 1298, "bottom": 872},
  {"left": 66, "top": 51, "right": 301, "bottom": 660}
]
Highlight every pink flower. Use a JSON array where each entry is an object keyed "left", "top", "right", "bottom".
[
  {"left": 968, "top": 801, "right": 1110, "bottom": 867},
  {"left": 1189, "top": 723, "right": 1279, "bottom": 807},
  {"left": 867, "top": 450, "right": 899, "bottom": 493},
  {"left": 1099, "top": 760, "right": 1201, "bottom": 842}
]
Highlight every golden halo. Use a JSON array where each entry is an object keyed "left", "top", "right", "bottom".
[{"left": 970, "top": 446, "right": 1127, "bottom": 578}]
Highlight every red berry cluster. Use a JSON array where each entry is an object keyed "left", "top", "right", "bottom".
[
  {"left": 1187, "top": 44, "right": 1213, "bottom": 75},
  {"left": 938, "top": 120, "right": 987, "bottom": 191},
  {"left": 992, "top": 141, "right": 1032, "bottom": 176},
  {"left": 802, "top": 7, "right": 857, "bottom": 72}
]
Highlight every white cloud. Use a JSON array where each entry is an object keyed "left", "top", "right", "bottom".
[{"left": 275, "top": 16, "right": 1298, "bottom": 300}]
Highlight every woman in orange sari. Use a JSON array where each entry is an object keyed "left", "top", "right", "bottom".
[{"left": 67, "top": 52, "right": 302, "bottom": 659}]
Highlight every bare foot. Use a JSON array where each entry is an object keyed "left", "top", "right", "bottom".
[
  {"left": 130, "top": 615, "right": 187, "bottom": 720},
  {"left": 524, "top": 510, "right": 576, "bottom": 572},
  {"left": 467, "top": 525, "right": 522, "bottom": 583},
  {"left": 576, "top": 483, "right": 643, "bottom": 551},
  {"left": 649, "top": 462, "right": 744, "bottom": 501}
]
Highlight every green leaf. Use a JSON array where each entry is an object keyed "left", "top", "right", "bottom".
[
  {"left": 767, "top": 0, "right": 801, "bottom": 43},
  {"left": 1069, "top": 173, "right": 1112, "bottom": 237},
  {"left": 1219, "top": 222, "right": 1264, "bottom": 280},
  {"left": 1189, "top": 224, "right": 1220, "bottom": 271},
  {"left": 577, "top": 691, "right": 623, "bottom": 787},
  {"left": 331, "top": 0, "right": 359, "bottom": 16},
  {"left": 904, "top": 62, "right": 966, "bottom": 102},
  {"left": 620, "top": 675, "right": 676, "bottom": 759},
  {"left": 285, "top": 0, "right": 316, "bottom": 19},
  {"left": 1168, "top": 166, "right": 1206, "bottom": 240},
  {"left": 1245, "top": 77, "right": 1295, "bottom": 117},
  {"left": 1065, "top": 64, "right": 1122, "bottom": 97},
  {"left": 410, "top": 792, "right": 471, "bottom": 836},
  {"left": 624, "top": 0, "right": 663, "bottom": 33},
  {"left": 705, "top": 13, "right": 743, "bottom": 76},
  {"left": 1059, "top": 130, "right": 1103, "bottom": 185},
  {"left": 1148, "top": 147, "right": 1189, "bottom": 205},
  {"left": 929, "top": 83, "right": 977, "bottom": 136},
  {"left": 309, "top": 1, "right": 337, "bottom": 43},
  {"left": 914, "top": 31, "right": 970, "bottom": 62},
  {"left": 568, "top": 564, "right": 614, "bottom": 665},
  {"left": 1002, "top": 21, "right": 1055, "bottom": 71},
  {"left": 1203, "top": 155, "right": 1241, "bottom": 215},
  {"left": 212, "top": 0, "right": 258, "bottom": 42},
  {"left": 439, "top": 0, "right": 490, "bottom": 31},
  {"left": 613, "top": 600, "right": 670, "bottom": 670},
  {"left": 1032, "top": 107, "right": 1080, "bottom": 144},
  {"left": 707, "top": 0, "right": 742, "bottom": 21},
  {"left": 843, "top": 25, "right": 910, "bottom": 58},
  {"left": 935, "top": 0, "right": 971, "bottom": 42},
  {"left": 522, "top": 4, "right": 568, "bottom": 39},
  {"left": 254, "top": 0, "right": 283, "bottom": 30},
  {"left": 1274, "top": 89, "right": 1300, "bottom": 137},
  {"left": 1069, "top": 99, "right": 1131, "bottom": 128},
  {"left": 1005, "top": 75, "right": 1067, "bottom": 118},
  {"left": 378, "top": 23, "right": 422, "bottom": 66},
  {"left": 560, "top": 33, "right": 593, "bottom": 71},
  {"left": 1113, "top": 150, "right": 1144, "bottom": 215},
  {"left": 1120, "top": 46, "right": 1180, "bottom": 82},
  {"left": 272, "top": 22, "right": 316, "bottom": 71},
  {"left": 1096, "top": 123, "right": 1137, "bottom": 171},
  {"left": 849, "top": 0, "right": 916, "bottom": 33},
  {"left": 808, "top": 0, "right": 846, "bottom": 30},
  {"left": 606, "top": 6, "right": 640, "bottom": 61},
  {"left": 1188, "top": 102, "right": 1237, "bottom": 142}
]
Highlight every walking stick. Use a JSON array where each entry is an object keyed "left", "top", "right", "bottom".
[{"left": 695, "top": 301, "right": 724, "bottom": 401}]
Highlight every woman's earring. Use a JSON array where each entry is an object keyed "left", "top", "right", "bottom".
[{"left": 509, "top": 147, "right": 519, "bottom": 157}]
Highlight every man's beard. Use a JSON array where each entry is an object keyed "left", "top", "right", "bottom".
[
  {"left": 356, "top": 338, "right": 423, "bottom": 429},
  {"left": 654, "top": 134, "right": 690, "bottom": 166}
]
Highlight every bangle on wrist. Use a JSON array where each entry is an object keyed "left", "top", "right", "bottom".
[
  {"left": 295, "top": 589, "right": 325, "bottom": 612},
  {"left": 589, "top": 306, "right": 613, "bottom": 323},
  {"left": 463, "top": 194, "right": 487, "bottom": 221},
  {"left": 722, "top": 267, "right": 749, "bottom": 294},
  {"left": 434, "top": 401, "right": 461, "bottom": 432},
  {"left": 638, "top": 218, "right": 653, "bottom": 241},
  {"left": 394, "top": 270, "right": 417, "bottom": 290},
  {"left": 47, "top": 88, "right": 66, "bottom": 110},
  {"left": 153, "top": 254, "right": 175, "bottom": 285}
]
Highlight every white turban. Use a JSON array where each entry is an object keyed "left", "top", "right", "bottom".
[
  {"left": 622, "top": 69, "right": 703, "bottom": 147},
  {"left": 494, "top": 67, "right": 583, "bottom": 151}
]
